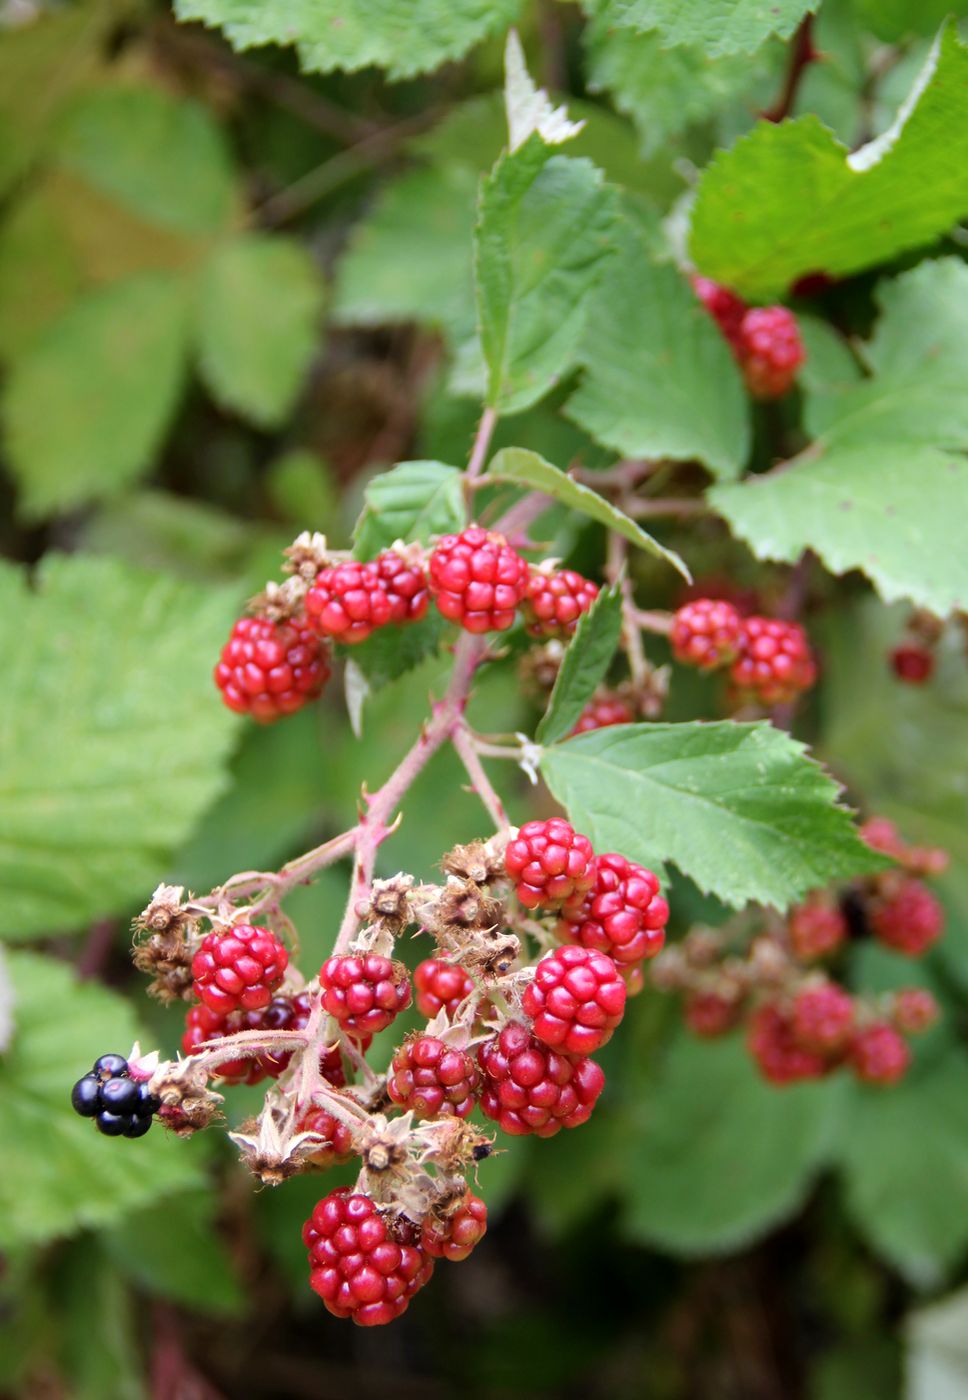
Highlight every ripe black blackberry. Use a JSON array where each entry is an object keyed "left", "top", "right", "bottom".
[{"left": 70, "top": 1053, "right": 161, "bottom": 1139}]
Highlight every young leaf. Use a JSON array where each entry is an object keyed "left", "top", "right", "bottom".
[
  {"left": 621, "top": 1031, "right": 842, "bottom": 1254},
  {"left": 539, "top": 721, "right": 888, "bottom": 909},
  {"left": 535, "top": 585, "right": 624, "bottom": 744},
  {"left": 0, "top": 554, "right": 239, "bottom": 938},
  {"left": 195, "top": 234, "right": 325, "bottom": 428},
  {"left": 476, "top": 137, "right": 619, "bottom": 415},
  {"left": 487, "top": 447, "right": 690, "bottom": 578},
  {"left": 565, "top": 221, "right": 749, "bottom": 480},
  {"left": 688, "top": 24, "right": 968, "bottom": 298},
  {"left": 353, "top": 459, "right": 464, "bottom": 558},
  {"left": 173, "top": 0, "right": 522, "bottom": 80},
  {"left": 3, "top": 271, "right": 190, "bottom": 519},
  {"left": 0, "top": 951, "right": 204, "bottom": 1249},
  {"left": 588, "top": 0, "right": 819, "bottom": 57}
]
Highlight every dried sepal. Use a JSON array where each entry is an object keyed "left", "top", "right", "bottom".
[
  {"left": 442, "top": 835, "right": 509, "bottom": 886},
  {"left": 132, "top": 885, "right": 198, "bottom": 1003},
  {"left": 149, "top": 1058, "right": 224, "bottom": 1137},
  {"left": 282, "top": 530, "right": 331, "bottom": 581}
]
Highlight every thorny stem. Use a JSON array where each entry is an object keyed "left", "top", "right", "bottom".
[{"left": 452, "top": 724, "right": 510, "bottom": 831}]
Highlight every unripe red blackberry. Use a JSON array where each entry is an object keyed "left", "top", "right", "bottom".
[
  {"left": 685, "top": 991, "right": 743, "bottom": 1038},
  {"left": 892, "top": 987, "right": 940, "bottom": 1035},
  {"left": 413, "top": 959, "right": 477, "bottom": 1020},
  {"left": 693, "top": 275, "right": 747, "bottom": 349},
  {"left": 869, "top": 878, "right": 944, "bottom": 957},
  {"left": 374, "top": 549, "right": 429, "bottom": 624},
  {"left": 788, "top": 896, "right": 848, "bottom": 962},
  {"left": 297, "top": 1106, "right": 355, "bottom": 1170},
  {"left": 191, "top": 923, "right": 288, "bottom": 1016},
  {"left": 860, "top": 816, "right": 904, "bottom": 859},
  {"left": 524, "top": 569, "right": 599, "bottom": 638},
  {"left": 304, "top": 560, "right": 393, "bottom": 644},
  {"left": 738, "top": 306, "right": 805, "bottom": 399},
  {"left": 428, "top": 527, "right": 529, "bottom": 633},
  {"left": 747, "top": 1004, "right": 828, "bottom": 1085},
  {"left": 671, "top": 598, "right": 744, "bottom": 671},
  {"left": 387, "top": 1035, "right": 480, "bottom": 1120},
  {"left": 849, "top": 1022, "right": 910, "bottom": 1086},
  {"left": 259, "top": 992, "right": 350, "bottom": 1083},
  {"left": 558, "top": 853, "right": 668, "bottom": 966},
  {"left": 505, "top": 818, "right": 595, "bottom": 910},
  {"left": 215, "top": 615, "right": 330, "bottom": 722},
  {"left": 477, "top": 1020, "right": 605, "bottom": 1137},
  {"left": 790, "top": 983, "right": 854, "bottom": 1056},
  {"left": 890, "top": 643, "right": 934, "bottom": 684},
  {"left": 730, "top": 615, "right": 816, "bottom": 705},
  {"left": 182, "top": 1003, "right": 266, "bottom": 1086},
  {"left": 522, "top": 945, "right": 626, "bottom": 1054},
  {"left": 421, "top": 1192, "right": 488, "bottom": 1262},
  {"left": 569, "top": 693, "right": 636, "bottom": 736},
  {"left": 303, "top": 1189, "right": 433, "bottom": 1326},
  {"left": 319, "top": 954, "right": 412, "bottom": 1038}
]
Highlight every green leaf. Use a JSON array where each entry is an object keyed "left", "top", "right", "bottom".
[
  {"left": 0, "top": 554, "right": 239, "bottom": 938},
  {"left": 476, "top": 137, "right": 619, "bottom": 415},
  {"left": 104, "top": 1192, "right": 244, "bottom": 1314},
  {"left": 621, "top": 1031, "right": 841, "bottom": 1253},
  {"left": 838, "top": 1053, "right": 968, "bottom": 1285},
  {"left": 58, "top": 1242, "right": 147, "bottom": 1400},
  {"left": 173, "top": 0, "right": 521, "bottom": 80},
  {"left": 487, "top": 447, "right": 690, "bottom": 577},
  {"left": 589, "top": 0, "right": 818, "bottom": 56},
  {"left": 349, "top": 612, "right": 449, "bottom": 689},
  {"left": 584, "top": 4, "right": 784, "bottom": 154},
  {"left": 0, "top": 187, "right": 82, "bottom": 360},
  {"left": 539, "top": 721, "right": 888, "bottom": 909},
  {"left": 688, "top": 25, "right": 968, "bottom": 298},
  {"left": 195, "top": 234, "right": 324, "bottom": 428},
  {"left": 0, "top": 952, "right": 204, "bottom": 1248},
  {"left": 53, "top": 81, "right": 238, "bottom": 239},
  {"left": 353, "top": 460, "right": 464, "bottom": 557},
  {"left": 710, "top": 445, "right": 968, "bottom": 617},
  {"left": 565, "top": 221, "right": 749, "bottom": 480},
  {"left": 535, "top": 585, "right": 623, "bottom": 744},
  {"left": 2, "top": 271, "right": 190, "bottom": 519}
]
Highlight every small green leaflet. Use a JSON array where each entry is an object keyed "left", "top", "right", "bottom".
[
  {"left": 0, "top": 952, "right": 204, "bottom": 1248},
  {"left": 353, "top": 460, "right": 464, "bottom": 558},
  {"left": 487, "top": 447, "right": 690, "bottom": 579},
  {"left": 689, "top": 25, "right": 968, "bottom": 298},
  {"left": 539, "top": 721, "right": 889, "bottom": 909},
  {"left": 585, "top": 0, "right": 818, "bottom": 57},
  {"left": 535, "top": 585, "right": 623, "bottom": 744}
]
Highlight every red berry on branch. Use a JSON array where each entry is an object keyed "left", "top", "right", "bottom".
[
  {"left": 297, "top": 1106, "right": 355, "bottom": 1170},
  {"left": 790, "top": 983, "right": 855, "bottom": 1056},
  {"left": 421, "top": 1192, "right": 488, "bottom": 1262},
  {"left": 738, "top": 306, "right": 805, "bottom": 399},
  {"left": 558, "top": 853, "right": 668, "bottom": 966},
  {"left": 387, "top": 1035, "right": 480, "bottom": 1120},
  {"left": 569, "top": 693, "right": 636, "bottom": 736},
  {"left": 303, "top": 1190, "right": 433, "bottom": 1326},
  {"left": 693, "top": 276, "right": 747, "bottom": 349},
  {"left": 890, "top": 643, "right": 935, "bottom": 684},
  {"left": 182, "top": 1003, "right": 267, "bottom": 1085},
  {"left": 892, "top": 987, "right": 940, "bottom": 1035},
  {"left": 870, "top": 878, "right": 944, "bottom": 957},
  {"left": 524, "top": 569, "right": 599, "bottom": 638},
  {"left": 374, "top": 550, "right": 429, "bottom": 624},
  {"left": 319, "top": 955, "right": 412, "bottom": 1038},
  {"left": 191, "top": 923, "right": 288, "bottom": 1016},
  {"left": 730, "top": 615, "right": 817, "bottom": 705},
  {"left": 789, "top": 897, "right": 848, "bottom": 962},
  {"left": 850, "top": 1023, "right": 910, "bottom": 1086},
  {"left": 304, "top": 560, "right": 394, "bottom": 644},
  {"left": 860, "top": 816, "right": 904, "bottom": 857},
  {"left": 522, "top": 945, "right": 627, "bottom": 1055},
  {"left": 259, "top": 992, "right": 350, "bottom": 1083},
  {"left": 428, "top": 527, "right": 529, "bottom": 634},
  {"left": 747, "top": 1003, "right": 828, "bottom": 1085},
  {"left": 505, "top": 818, "right": 595, "bottom": 910},
  {"left": 685, "top": 991, "right": 743, "bottom": 1038},
  {"left": 671, "top": 598, "right": 745, "bottom": 671},
  {"left": 413, "top": 959, "right": 477, "bottom": 1020},
  {"left": 215, "top": 615, "right": 330, "bottom": 723},
  {"left": 477, "top": 1021, "right": 605, "bottom": 1137}
]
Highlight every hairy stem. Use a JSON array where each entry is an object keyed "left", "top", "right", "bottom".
[
  {"left": 452, "top": 723, "right": 510, "bottom": 831},
  {"left": 464, "top": 406, "right": 498, "bottom": 506}
]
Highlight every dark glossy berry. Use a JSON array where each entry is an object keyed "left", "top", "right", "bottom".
[
  {"left": 94, "top": 1053, "right": 129, "bottom": 1078},
  {"left": 123, "top": 1114, "right": 153, "bottom": 1139},
  {"left": 71, "top": 1074, "right": 101, "bottom": 1117},
  {"left": 99, "top": 1076, "right": 140, "bottom": 1114},
  {"left": 134, "top": 1082, "right": 162, "bottom": 1117},
  {"left": 191, "top": 922, "right": 288, "bottom": 1015},
  {"left": 214, "top": 614, "right": 330, "bottom": 722},
  {"left": 95, "top": 1110, "right": 129, "bottom": 1137},
  {"left": 428, "top": 527, "right": 529, "bottom": 634},
  {"left": 504, "top": 818, "right": 595, "bottom": 910}
]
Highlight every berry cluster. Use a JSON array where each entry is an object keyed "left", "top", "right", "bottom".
[
  {"left": 693, "top": 276, "right": 806, "bottom": 399},
  {"left": 652, "top": 817, "right": 947, "bottom": 1088},
  {"left": 71, "top": 1053, "right": 160, "bottom": 1138},
  {"left": 671, "top": 597, "right": 817, "bottom": 705}
]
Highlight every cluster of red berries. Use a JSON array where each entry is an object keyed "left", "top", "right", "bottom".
[
  {"left": 653, "top": 817, "right": 947, "bottom": 1087},
  {"left": 671, "top": 597, "right": 817, "bottom": 705},
  {"left": 693, "top": 276, "right": 806, "bottom": 399},
  {"left": 215, "top": 530, "right": 601, "bottom": 723}
]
